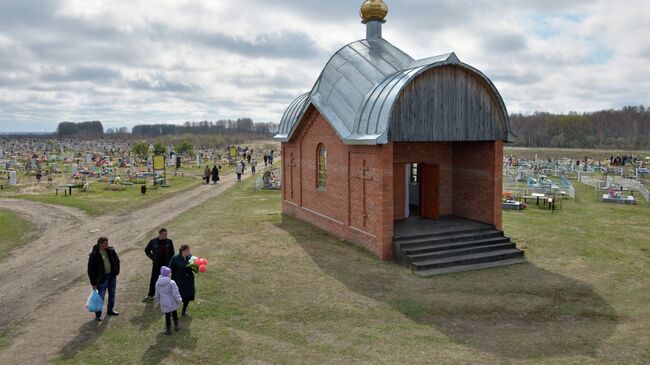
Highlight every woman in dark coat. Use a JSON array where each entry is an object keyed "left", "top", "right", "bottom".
[
  {"left": 168, "top": 244, "right": 196, "bottom": 316},
  {"left": 211, "top": 165, "right": 219, "bottom": 184}
]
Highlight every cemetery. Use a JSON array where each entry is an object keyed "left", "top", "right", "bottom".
[
  {"left": 0, "top": 1, "right": 649, "bottom": 364},
  {"left": 0, "top": 137, "right": 276, "bottom": 214}
]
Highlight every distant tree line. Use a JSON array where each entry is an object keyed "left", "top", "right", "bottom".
[
  {"left": 131, "top": 119, "right": 276, "bottom": 137},
  {"left": 510, "top": 106, "right": 650, "bottom": 149},
  {"left": 105, "top": 126, "right": 130, "bottom": 135},
  {"left": 57, "top": 121, "right": 104, "bottom": 137},
  {"left": 55, "top": 118, "right": 277, "bottom": 139}
]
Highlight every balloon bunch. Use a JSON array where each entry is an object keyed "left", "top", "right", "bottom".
[{"left": 188, "top": 256, "right": 209, "bottom": 273}]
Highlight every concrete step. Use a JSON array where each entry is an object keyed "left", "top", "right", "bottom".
[
  {"left": 414, "top": 258, "right": 527, "bottom": 276},
  {"left": 412, "top": 249, "right": 524, "bottom": 271},
  {"left": 407, "top": 242, "right": 516, "bottom": 262},
  {"left": 397, "top": 230, "right": 504, "bottom": 248},
  {"left": 402, "top": 237, "right": 511, "bottom": 255},
  {"left": 393, "top": 225, "right": 493, "bottom": 242}
]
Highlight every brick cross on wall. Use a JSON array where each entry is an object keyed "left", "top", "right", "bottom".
[
  {"left": 355, "top": 161, "right": 374, "bottom": 227},
  {"left": 289, "top": 153, "right": 298, "bottom": 199}
]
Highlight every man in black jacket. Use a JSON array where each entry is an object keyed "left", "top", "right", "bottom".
[
  {"left": 143, "top": 228, "right": 175, "bottom": 302},
  {"left": 87, "top": 236, "right": 120, "bottom": 321}
]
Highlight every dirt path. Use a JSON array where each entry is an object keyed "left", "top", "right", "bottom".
[
  {"left": 0, "top": 167, "right": 270, "bottom": 363},
  {"left": 0, "top": 198, "right": 90, "bottom": 243}
]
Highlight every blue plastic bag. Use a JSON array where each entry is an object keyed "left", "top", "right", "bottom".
[{"left": 86, "top": 290, "right": 104, "bottom": 312}]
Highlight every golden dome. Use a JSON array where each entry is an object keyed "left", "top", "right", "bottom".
[{"left": 360, "top": 0, "right": 388, "bottom": 23}]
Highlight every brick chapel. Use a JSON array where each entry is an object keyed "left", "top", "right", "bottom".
[{"left": 275, "top": 0, "right": 523, "bottom": 274}]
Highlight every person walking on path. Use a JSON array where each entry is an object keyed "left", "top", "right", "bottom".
[
  {"left": 203, "top": 165, "right": 211, "bottom": 184},
  {"left": 263, "top": 153, "right": 268, "bottom": 167},
  {"left": 87, "top": 236, "right": 120, "bottom": 321},
  {"left": 251, "top": 158, "right": 257, "bottom": 175},
  {"left": 268, "top": 151, "right": 274, "bottom": 165},
  {"left": 155, "top": 266, "right": 182, "bottom": 335},
  {"left": 211, "top": 165, "right": 219, "bottom": 184},
  {"left": 168, "top": 244, "right": 196, "bottom": 316},
  {"left": 235, "top": 162, "right": 243, "bottom": 182},
  {"left": 143, "top": 228, "right": 175, "bottom": 302}
]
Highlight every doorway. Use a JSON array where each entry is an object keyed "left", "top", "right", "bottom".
[
  {"left": 407, "top": 163, "right": 420, "bottom": 216},
  {"left": 397, "top": 163, "right": 440, "bottom": 221}
]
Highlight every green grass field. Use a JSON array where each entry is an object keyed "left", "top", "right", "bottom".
[
  {"left": 16, "top": 175, "right": 202, "bottom": 216},
  {"left": 56, "top": 182, "right": 649, "bottom": 364},
  {"left": 0, "top": 208, "right": 34, "bottom": 262}
]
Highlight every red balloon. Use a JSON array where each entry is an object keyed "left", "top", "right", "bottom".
[{"left": 199, "top": 265, "right": 207, "bottom": 273}]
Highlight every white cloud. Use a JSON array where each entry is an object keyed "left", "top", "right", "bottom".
[{"left": 0, "top": 0, "right": 648, "bottom": 131}]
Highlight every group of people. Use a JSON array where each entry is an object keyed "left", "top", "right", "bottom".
[
  {"left": 235, "top": 158, "right": 256, "bottom": 181},
  {"left": 234, "top": 150, "right": 275, "bottom": 182},
  {"left": 263, "top": 151, "right": 274, "bottom": 167},
  {"left": 202, "top": 165, "right": 220, "bottom": 184},
  {"left": 87, "top": 228, "right": 197, "bottom": 335},
  {"left": 609, "top": 154, "right": 640, "bottom": 166}
]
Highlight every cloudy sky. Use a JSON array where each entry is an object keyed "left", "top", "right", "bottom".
[{"left": 0, "top": 0, "right": 648, "bottom": 132}]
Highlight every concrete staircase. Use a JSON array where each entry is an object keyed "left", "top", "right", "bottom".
[{"left": 394, "top": 224, "right": 524, "bottom": 276}]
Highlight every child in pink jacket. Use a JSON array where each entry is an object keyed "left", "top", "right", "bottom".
[{"left": 155, "top": 266, "right": 183, "bottom": 335}]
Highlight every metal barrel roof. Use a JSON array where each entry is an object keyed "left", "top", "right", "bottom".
[{"left": 275, "top": 37, "right": 511, "bottom": 145}]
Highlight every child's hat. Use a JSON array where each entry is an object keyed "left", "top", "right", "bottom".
[{"left": 160, "top": 266, "right": 172, "bottom": 277}]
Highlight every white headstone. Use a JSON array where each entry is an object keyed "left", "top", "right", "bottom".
[
  {"left": 86, "top": 154, "right": 92, "bottom": 164},
  {"left": 72, "top": 165, "right": 78, "bottom": 176},
  {"left": 0, "top": 149, "right": 4, "bottom": 159},
  {"left": 9, "top": 171, "right": 17, "bottom": 186}
]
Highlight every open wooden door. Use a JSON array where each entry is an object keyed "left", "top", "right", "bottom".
[{"left": 420, "top": 163, "right": 439, "bottom": 220}]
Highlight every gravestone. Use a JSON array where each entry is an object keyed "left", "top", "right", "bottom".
[{"left": 9, "top": 171, "right": 17, "bottom": 186}]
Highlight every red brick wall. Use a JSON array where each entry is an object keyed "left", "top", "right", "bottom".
[
  {"left": 393, "top": 163, "right": 406, "bottom": 220},
  {"left": 493, "top": 141, "right": 503, "bottom": 230},
  {"left": 281, "top": 107, "right": 394, "bottom": 260},
  {"left": 280, "top": 110, "right": 503, "bottom": 261},
  {"left": 393, "top": 142, "right": 454, "bottom": 217},
  {"left": 452, "top": 141, "right": 503, "bottom": 228}
]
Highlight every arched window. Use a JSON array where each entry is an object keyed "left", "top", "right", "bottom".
[{"left": 317, "top": 144, "right": 327, "bottom": 189}]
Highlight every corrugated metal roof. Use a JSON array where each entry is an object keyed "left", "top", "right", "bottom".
[
  {"left": 276, "top": 92, "right": 309, "bottom": 139},
  {"left": 275, "top": 37, "right": 511, "bottom": 145}
]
